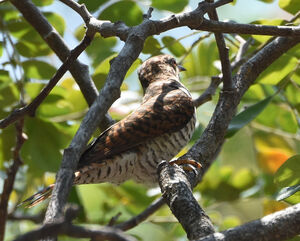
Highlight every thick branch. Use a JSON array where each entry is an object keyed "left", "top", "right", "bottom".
[
  {"left": 198, "top": 203, "right": 300, "bottom": 241},
  {"left": 158, "top": 161, "right": 215, "bottom": 240},
  {"left": 59, "top": 0, "right": 300, "bottom": 39}
]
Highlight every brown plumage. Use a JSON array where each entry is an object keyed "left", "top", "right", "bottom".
[{"left": 20, "top": 54, "right": 196, "bottom": 207}]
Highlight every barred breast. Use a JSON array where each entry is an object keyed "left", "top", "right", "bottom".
[{"left": 74, "top": 112, "right": 196, "bottom": 185}]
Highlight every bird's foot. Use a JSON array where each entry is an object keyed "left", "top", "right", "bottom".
[{"left": 169, "top": 159, "right": 202, "bottom": 171}]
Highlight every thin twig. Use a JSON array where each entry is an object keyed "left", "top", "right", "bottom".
[
  {"left": 206, "top": 0, "right": 233, "bottom": 91},
  {"left": 8, "top": 212, "right": 45, "bottom": 224},
  {"left": 193, "top": 76, "right": 222, "bottom": 107},
  {"left": 0, "top": 119, "right": 26, "bottom": 241},
  {"left": 199, "top": 18, "right": 300, "bottom": 36},
  {"left": 114, "top": 197, "right": 165, "bottom": 231},
  {"left": 179, "top": 32, "right": 212, "bottom": 65},
  {"left": 58, "top": 0, "right": 92, "bottom": 23},
  {"left": 230, "top": 36, "right": 253, "bottom": 70},
  {"left": 13, "top": 206, "right": 137, "bottom": 241},
  {"left": 143, "top": 7, "right": 154, "bottom": 20}
]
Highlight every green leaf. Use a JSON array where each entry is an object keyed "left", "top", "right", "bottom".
[
  {"left": 279, "top": 0, "right": 300, "bottom": 14},
  {"left": 256, "top": 103, "right": 298, "bottom": 133},
  {"left": 7, "top": 18, "right": 32, "bottom": 39},
  {"left": 0, "top": 5, "right": 19, "bottom": 22},
  {"left": 75, "top": 26, "right": 117, "bottom": 68},
  {"left": 285, "top": 84, "right": 300, "bottom": 106},
  {"left": 152, "top": 0, "right": 188, "bottom": 13},
  {"left": 92, "top": 54, "right": 117, "bottom": 89},
  {"left": 98, "top": 1, "right": 143, "bottom": 26},
  {"left": 256, "top": 54, "right": 298, "bottom": 84},
  {"left": 162, "top": 36, "right": 186, "bottom": 57},
  {"left": 93, "top": 54, "right": 141, "bottom": 90},
  {"left": 22, "top": 60, "right": 56, "bottom": 80},
  {"left": 242, "top": 84, "right": 266, "bottom": 101},
  {"left": 25, "top": 81, "right": 87, "bottom": 119},
  {"left": 32, "top": 0, "right": 54, "bottom": 6},
  {"left": 142, "top": 36, "right": 161, "bottom": 55},
  {"left": 25, "top": 82, "right": 44, "bottom": 99},
  {"left": 44, "top": 12, "right": 65, "bottom": 36},
  {"left": 78, "top": 0, "right": 109, "bottom": 12},
  {"left": 184, "top": 41, "right": 219, "bottom": 78},
  {"left": 0, "top": 70, "right": 19, "bottom": 107},
  {"left": 226, "top": 96, "right": 273, "bottom": 138},
  {"left": 231, "top": 168, "right": 256, "bottom": 190},
  {"left": 276, "top": 184, "right": 300, "bottom": 201},
  {"left": 274, "top": 155, "right": 300, "bottom": 187},
  {"left": 21, "top": 119, "right": 76, "bottom": 176},
  {"left": 39, "top": 86, "right": 87, "bottom": 119},
  {"left": 16, "top": 41, "right": 52, "bottom": 57},
  {"left": 220, "top": 216, "right": 241, "bottom": 230},
  {"left": 274, "top": 154, "right": 300, "bottom": 203},
  {"left": 128, "top": 222, "right": 173, "bottom": 241},
  {"left": 0, "top": 125, "right": 16, "bottom": 168}
]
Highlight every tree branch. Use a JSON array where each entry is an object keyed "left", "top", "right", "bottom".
[
  {"left": 43, "top": 0, "right": 235, "bottom": 229},
  {"left": 13, "top": 206, "right": 137, "bottom": 241},
  {"left": 114, "top": 197, "right": 165, "bottom": 231},
  {"left": 199, "top": 18, "right": 300, "bottom": 36},
  {"left": 193, "top": 76, "right": 222, "bottom": 107},
  {"left": 206, "top": 0, "right": 233, "bottom": 91},
  {"left": 8, "top": 212, "right": 45, "bottom": 224},
  {"left": 198, "top": 203, "right": 300, "bottom": 241},
  {"left": 8, "top": 0, "right": 300, "bottom": 240},
  {"left": 158, "top": 161, "right": 215, "bottom": 240}
]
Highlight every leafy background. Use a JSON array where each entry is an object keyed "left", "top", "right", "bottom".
[{"left": 0, "top": 0, "right": 300, "bottom": 240}]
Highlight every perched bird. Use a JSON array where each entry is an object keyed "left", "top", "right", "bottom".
[{"left": 20, "top": 54, "right": 197, "bottom": 208}]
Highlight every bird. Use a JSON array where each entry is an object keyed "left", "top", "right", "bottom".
[{"left": 20, "top": 54, "right": 198, "bottom": 208}]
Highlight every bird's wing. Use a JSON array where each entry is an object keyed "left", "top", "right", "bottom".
[{"left": 77, "top": 88, "right": 194, "bottom": 168}]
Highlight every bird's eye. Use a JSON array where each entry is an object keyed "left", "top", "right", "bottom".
[{"left": 167, "top": 58, "right": 177, "bottom": 68}]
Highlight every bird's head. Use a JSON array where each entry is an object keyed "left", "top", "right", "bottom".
[{"left": 138, "top": 55, "right": 186, "bottom": 92}]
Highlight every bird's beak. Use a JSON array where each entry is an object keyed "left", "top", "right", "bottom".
[{"left": 177, "top": 65, "right": 186, "bottom": 72}]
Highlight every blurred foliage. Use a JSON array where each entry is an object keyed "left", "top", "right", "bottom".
[{"left": 0, "top": 0, "right": 300, "bottom": 240}]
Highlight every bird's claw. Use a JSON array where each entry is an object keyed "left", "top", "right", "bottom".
[{"left": 169, "top": 159, "right": 202, "bottom": 171}]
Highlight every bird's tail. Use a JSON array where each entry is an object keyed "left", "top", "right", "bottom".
[{"left": 18, "top": 184, "right": 54, "bottom": 208}]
